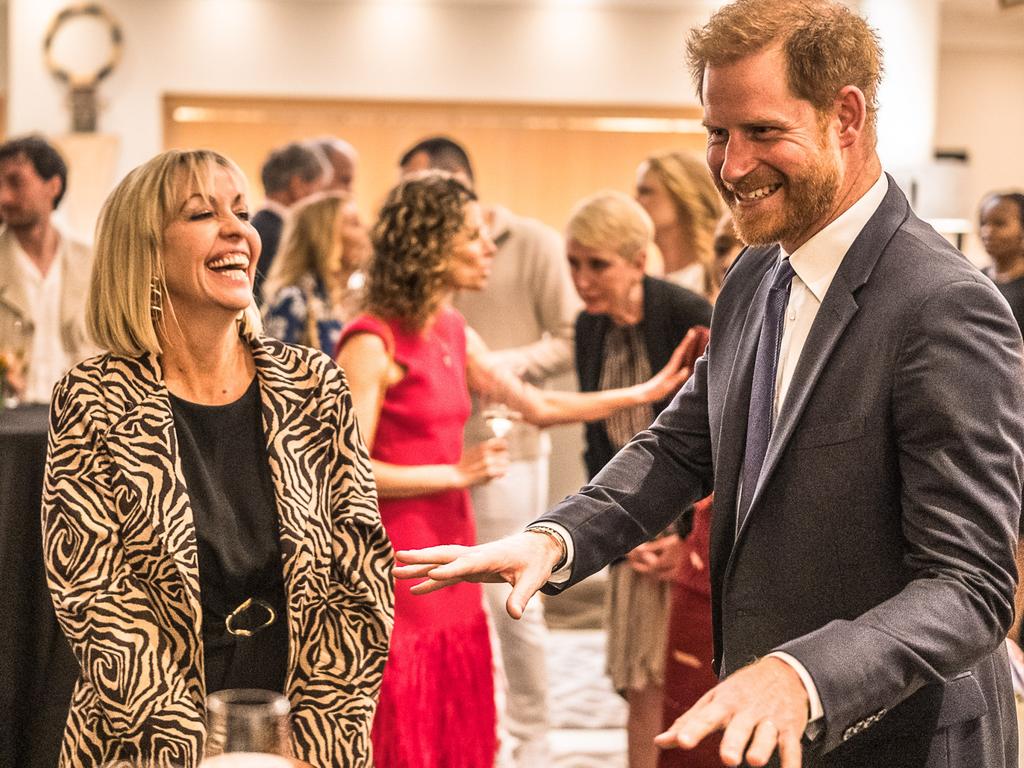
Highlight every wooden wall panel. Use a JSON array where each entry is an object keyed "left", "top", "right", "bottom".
[{"left": 163, "top": 95, "right": 707, "bottom": 232}]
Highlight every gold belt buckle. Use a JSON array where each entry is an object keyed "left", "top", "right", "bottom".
[{"left": 225, "top": 597, "right": 277, "bottom": 637}]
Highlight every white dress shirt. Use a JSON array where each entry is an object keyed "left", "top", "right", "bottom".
[
  {"left": 537, "top": 172, "right": 890, "bottom": 727},
  {"left": 13, "top": 240, "right": 69, "bottom": 404}
]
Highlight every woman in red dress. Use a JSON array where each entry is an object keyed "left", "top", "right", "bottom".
[{"left": 336, "top": 172, "right": 697, "bottom": 768}]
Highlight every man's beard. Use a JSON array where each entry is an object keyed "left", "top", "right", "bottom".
[
  {"left": 715, "top": 151, "right": 840, "bottom": 249},
  {"left": 0, "top": 207, "right": 44, "bottom": 230}
]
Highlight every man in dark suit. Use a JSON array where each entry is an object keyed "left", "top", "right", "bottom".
[
  {"left": 251, "top": 141, "right": 328, "bottom": 300},
  {"left": 395, "top": 1, "right": 1024, "bottom": 766}
]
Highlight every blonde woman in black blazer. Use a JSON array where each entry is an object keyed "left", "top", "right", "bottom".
[{"left": 42, "top": 149, "right": 393, "bottom": 768}]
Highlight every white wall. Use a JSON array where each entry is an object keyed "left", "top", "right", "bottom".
[
  {"left": 936, "top": 5, "right": 1024, "bottom": 263},
  {"left": 7, "top": 0, "right": 717, "bottom": 181},
  {"left": 0, "top": 2, "right": 7, "bottom": 94}
]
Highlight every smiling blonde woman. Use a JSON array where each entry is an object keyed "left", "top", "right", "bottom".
[{"left": 42, "top": 149, "right": 393, "bottom": 768}]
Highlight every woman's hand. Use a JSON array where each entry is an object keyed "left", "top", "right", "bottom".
[
  {"left": 453, "top": 438, "right": 510, "bottom": 488},
  {"left": 637, "top": 326, "right": 706, "bottom": 404}
]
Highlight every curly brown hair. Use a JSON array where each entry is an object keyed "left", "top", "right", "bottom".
[
  {"left": 365, "top": 171, "right": 477, "bottom": 330},
  {"left": 686, "top": 0, "right": 883, "bottom": 136}
]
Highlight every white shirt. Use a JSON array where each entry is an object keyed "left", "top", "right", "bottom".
[
  {"left": 13, "top": 239, "right": 69, "bottom": 404},
  {"left": 774, "top": 172, "right": 889, "bottom": 419},
  {"left": 665, "top": 262, "right": 708, "bottom": 297},
  {"left": 538, "top": 171, "right": 890, "bottom": 727},
  {"left": 765, "top": 171, "right": 888, "bottom": 725}
]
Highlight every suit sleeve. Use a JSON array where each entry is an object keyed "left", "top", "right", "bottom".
[
  {"left": 291, "top": 363, "right": 394, "bottom": 767},
  {"left": 777, "top": 278, "right": 1024, "bottom": 752},
  {"left": 42, "top": 372, "right": 203, "bottom": 765},
  {"left": 538, "top": 349, "right": 716, "bottom": 591}
]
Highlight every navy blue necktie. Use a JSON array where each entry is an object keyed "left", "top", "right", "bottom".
[{"left": 737, "top": 257, "right": 796, "bottom": 528}]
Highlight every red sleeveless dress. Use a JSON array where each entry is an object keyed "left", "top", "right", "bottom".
[{"left": 338, "top": 308, "right": 497, "bottom": 768}]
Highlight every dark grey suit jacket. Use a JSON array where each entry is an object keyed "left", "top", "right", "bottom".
[
  {"left": 540, "top": 178, "right": 1024, "bottom": 767},
  {"left": 252, "top": 207, "right": 284, "bottom": 302}
]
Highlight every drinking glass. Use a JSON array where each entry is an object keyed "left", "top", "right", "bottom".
[
  {"left": 479, "top": 363, "right": 523, "bottom": 439},
  {"left": 2, "top": 318, "right": 28, "bottom": 408},
  {"left": 480, "top": 397, "right": 520, "bottom": 439},
  {"left": 203, "top": 688, "right": 291, "bottom": 761}
]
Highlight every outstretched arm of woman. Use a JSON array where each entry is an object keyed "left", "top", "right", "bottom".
[
  {"left": 466, "top": 325, "right": 703, "bottom": 428},
  {"left": 337, "top": 331, "right": 508, "bottom": 499}
]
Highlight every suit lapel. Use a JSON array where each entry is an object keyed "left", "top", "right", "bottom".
[
  {"left": 250, "top": 337, "right": 333, "bottom": 687},
  {"left": 251, "top": 336, "right": 317, "bottom": 578},
  {"left": 714, "top": 250, "right": 778, "bottom": 524},
  {"left": 734, "top": 177, "right": 910, "bottom": 542},
  {"left": 103, "top": 353, "right": 204, "bottom": 623},
  {"left": 579, "top": 314, "right": 611, "bottom": 393},
  {"left": 0, "top": 229, "right": 32, "bottom": 321}
]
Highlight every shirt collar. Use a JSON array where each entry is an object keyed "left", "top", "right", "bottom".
[
  {"left": 783, "top": 172, "right": 888, "bottom": 302},
  {"left": 260, "top": 198, "right": 290, "bottom": 219}
]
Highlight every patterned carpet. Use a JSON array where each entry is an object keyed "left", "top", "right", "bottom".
[
  {"left": 547, "top": 629, "right": 627, "bottom": 768},
  {"left": 543, "top": 569, "right": 628, "bottom": 768}
]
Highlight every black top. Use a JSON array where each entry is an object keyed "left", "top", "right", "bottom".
[
  {"left": 169, "top": 376, "right": 288, "bottom": 693},
  {"left": 575, "top": 275, "right": 713, "bottom": 479}
]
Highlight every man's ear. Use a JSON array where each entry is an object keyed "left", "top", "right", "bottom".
[
  {"left": 45, "top": 175, "right": 63, "bottom": 209},
  {"left": 834, "top": 86, "right": 868, "bottom": 149},
  {"left": 286, "top": 174, "right": 306, "bottom": 204}
]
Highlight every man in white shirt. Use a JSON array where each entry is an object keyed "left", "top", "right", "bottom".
[
  {"left": 400, "top": 136, "right": 581, "bottom": 767},
  {"left": 0, "top": 136, "right": 93, "bottom": 404},
  {"left": 394, "top": 2, "right": 1024, "bottom": 767}
]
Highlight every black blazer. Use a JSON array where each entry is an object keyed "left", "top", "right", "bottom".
[
  {"left": 253, "top": 207, "right": 284, "bottom": 301},
  {"left": 542, "top": 178, "right": 1024, "bottom": 767},
  {"left": 575, "top": 274, "right": 712, "bottom": 479}
]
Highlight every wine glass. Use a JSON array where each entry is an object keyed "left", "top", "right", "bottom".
[
  {"left": 479, "top": 363, "right": 522, "bottom": 439},
  {"left": 2, "top": 318, "right": 29, "bottom": 408},
  {"left": 202, "top": 688, "right": 292, "bottom": 764},
  {"left": 481, "top": 400, "right": 519, "bottom": 439}
]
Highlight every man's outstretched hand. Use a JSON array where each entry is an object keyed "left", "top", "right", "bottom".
[
  {"left": 655, "top": 656, "right": 809, "bottom": 768},
  {"left": 394, "top": 530, "right": 564, "bottom": 619}
]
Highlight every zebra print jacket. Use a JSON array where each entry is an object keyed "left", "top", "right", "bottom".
[{"left": 41, "top": 335, "right": 394, "bottom": 768}]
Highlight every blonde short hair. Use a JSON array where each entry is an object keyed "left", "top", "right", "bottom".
[
  {"left": 88, "top": 149, "right": 262, "bottom": 356},
  {"left": 565, "top": 190, "right": 654, "bottom": 265},
  {"left": 262, "top": 191, "right": 351, "bottom": 304}
]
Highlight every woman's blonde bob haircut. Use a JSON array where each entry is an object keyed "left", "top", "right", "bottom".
[
  {"left": 565, "top": 190, "right": 654, "bottom": 265},
  {"left": 88, "top": 149, "right": 262, "bottom": 357}
]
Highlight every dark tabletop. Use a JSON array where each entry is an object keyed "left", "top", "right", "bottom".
[{"left": 0, "top": 404, "right": 78, "bottom": 768}]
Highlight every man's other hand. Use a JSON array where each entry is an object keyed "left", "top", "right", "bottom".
[{"left": 655, "top": 656, "right": 809, "bottom": 768}]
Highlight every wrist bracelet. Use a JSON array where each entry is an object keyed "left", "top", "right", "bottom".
[{"left": 526, "top": 525, "right": 568, "bottom": 572}]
